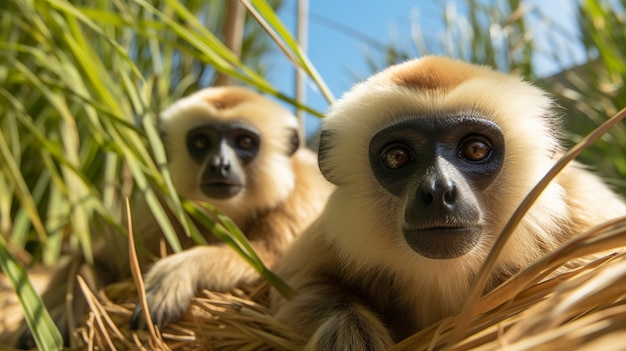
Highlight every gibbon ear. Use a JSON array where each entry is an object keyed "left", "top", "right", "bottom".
[
  {"left": 318, "top": 129, "right": 339, "bottom": 184},
  {"left": 288, "top": 128, "right": 300, "bottom": 156}
]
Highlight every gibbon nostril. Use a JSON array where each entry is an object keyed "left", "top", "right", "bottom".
[
  {"left": 420, "top": 178, "right": 456, "bottom": 207},
  {"left": 444, "top": 188, "right": 456, "bottom": 204},
  {"left": 422, "top": 191, "right": 434, "bottom": 205}
]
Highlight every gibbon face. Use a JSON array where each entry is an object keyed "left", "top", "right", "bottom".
[
  {"left": 159, "top": 86, "right": 299, "bottom": 221},
  {"left": 185, "top": 121, "right": 261, "bottom": 199},
  {"left": 319, "top": 56, "right": 563, "bottom": 271},
  {"left": 368, "top": 116, "right": 505, "bottom": 259}
]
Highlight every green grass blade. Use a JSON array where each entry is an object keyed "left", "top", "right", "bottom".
[
  {"left": 183, "top": 201, "right": 296, "bottom": 298},
  {"left": 0, "top": 237, "right": 64, "bottom": 350},
  {"left": 0, "top": 124, "right": 48, "bottom": 245},
  {"left": 244, "top": 0, "right": 335, "bottom": 105},
  {"left": 121, "top": 69, "right": 196, "bottom": 249}
]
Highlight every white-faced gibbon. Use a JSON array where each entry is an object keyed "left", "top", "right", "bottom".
[
  {"left": 269, "top": 56, "right": 626, "bottom": 350},
  {"left": 127, "top": 86, "right": 332, "bottom": 328}
]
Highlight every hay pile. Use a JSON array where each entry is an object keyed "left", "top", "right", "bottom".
[
  {"left": 73, "top": 216, "right": 626, "bottom": 351},
  {"left": 74, "top": 281, "right": 301, "bottom": 351}
]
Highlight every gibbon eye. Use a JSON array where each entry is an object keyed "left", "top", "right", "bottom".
[
  {"left": 236, "top": 135, "right": 254, "bottom": 150},
  {"left": 382, "top": 145, "right": 413, "bottom": 169},
  {"left": 460, "top": 138, "right": 491, "bottom": 162},
  {"left": 191, "top": 135, "right": 209, "bottom": 151}
]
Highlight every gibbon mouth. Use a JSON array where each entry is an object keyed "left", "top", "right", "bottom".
[
  {"left": 402, "top": 226, "right": 481, "bottom": 260},
  {"left": 201, "top": 181, "right": 243, "bottom": 199}
]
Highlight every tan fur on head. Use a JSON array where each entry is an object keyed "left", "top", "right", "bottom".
[{"left": 272, "top": 56, "right": 626, "bottom": 350}]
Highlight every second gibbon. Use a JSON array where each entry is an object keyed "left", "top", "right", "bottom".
[
  {"left": 270, "top": 56, "right": 626, "bottom": 350},
  {"left": 2, "top": 86, "right": 332, "bottom": 349},
  {"left": 127, "top": 86, "right": 332, "bottom": 328}
]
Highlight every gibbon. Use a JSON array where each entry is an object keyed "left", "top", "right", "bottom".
[
  {"left": 128, "top": 86, "right": 332, "bottom": 328},
  {"left": 270, "top": 56, "right": 626, "bottom": 350},
  {"left": 1, "top": 87, "right": 331, "bottom": 348}
]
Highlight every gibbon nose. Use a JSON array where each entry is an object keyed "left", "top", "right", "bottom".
[
  {"left": 419, "top": 177, "right": 456, "bottom": 207},
  {"left": 210, "top": 156, "right": 231, "bottom": 175}
]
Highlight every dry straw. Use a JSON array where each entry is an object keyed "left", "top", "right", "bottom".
[
  {"left": 72, "top": 108, "right": 626, "bottom": 350},
  {"left": 72, "top": 200, "right": 302, "bottom": 351},
  {"left": 74, "top": 280, "right": 302, "bottom": 351}
]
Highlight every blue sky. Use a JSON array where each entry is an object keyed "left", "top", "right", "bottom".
[{"left": 264, "top": 0, "right": 585, "bottom": 136}]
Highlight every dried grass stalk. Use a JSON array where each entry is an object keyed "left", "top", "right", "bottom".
[{"left": 73, "top": 281, "right": 302, "bottom": 351}]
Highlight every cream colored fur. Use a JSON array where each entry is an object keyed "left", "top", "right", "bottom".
[{"left": 271, "top": 56, "right": 626, "bottom": 350}]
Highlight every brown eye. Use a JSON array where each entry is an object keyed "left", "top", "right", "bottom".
[
  {"left": 383, "top": 146, "right": 412, "bottom": 169},
  {"left": 192, "top": 135, "right": 209, "bottom": 151},
  {"left": 237, "top": 136, "right": 254, "bottom": 150},
  {"left": 461, "top": 138, "right": 491, "bottom": 161}
]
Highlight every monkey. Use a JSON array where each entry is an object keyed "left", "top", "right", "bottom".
[
  {"left": 1, "top": 86, "right": 331, "bottom": 348},
  {"left": 127, "top": 86, "right": 333, "bottom": 328},
  {"left": 269, "top": 56, "right": 626, "bottom": 350}
]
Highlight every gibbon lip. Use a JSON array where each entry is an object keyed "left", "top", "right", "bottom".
[
  {"left": 202, "top": 180, "right": 241, "bottom": 186},
  {"left": 403, "top": 227, "right": 481, "bottom": 240},
  {"left": 411, "top": 226, "right": 478, "bottom": 233},
  {"left": 403, "top": 222, "right": 481, "bottom": 232},
  {"left": 402, "top": 226, "right": 482, "bottom": 259},
  {"left": 201, "top": 182, "right": 243, "bottom": 199}
]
